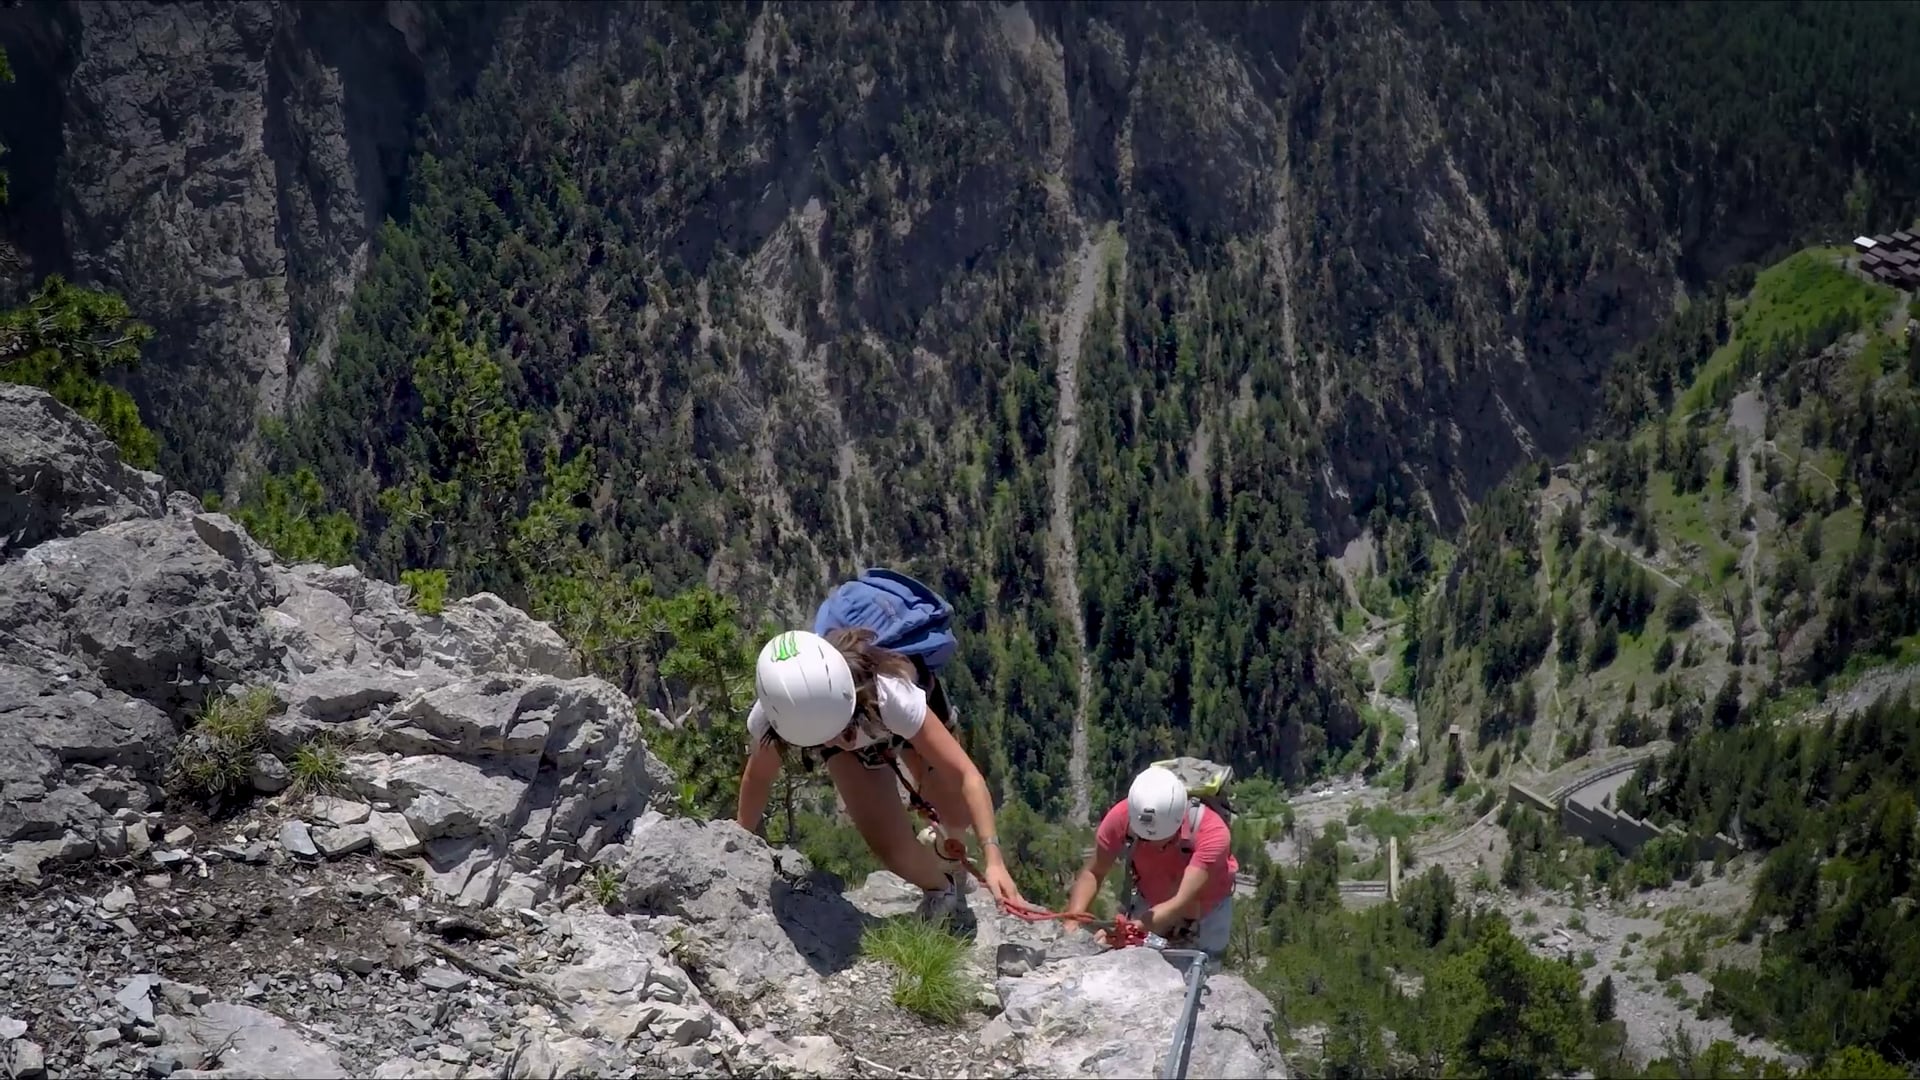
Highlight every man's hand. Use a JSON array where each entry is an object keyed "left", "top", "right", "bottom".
[{"left": 1145, "top": 901, "right": 1183, "bottom": 935}]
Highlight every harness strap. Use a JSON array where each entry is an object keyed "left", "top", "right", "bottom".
[{"left": 882, "top": 746, "right": 943, "bottom": 822}]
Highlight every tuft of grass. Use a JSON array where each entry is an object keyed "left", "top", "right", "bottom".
[
  {"left": 591, "top": 865, "right": 621, "bottom": 908},
  {"left": 290, "top": 739, "right": 346, "bottom": 795},
  {"left": 861, "top": 918, "right": 978, "bottom": 1025},
  {"left": 166, "top": 686, "right": 277, "bottom": 805}
]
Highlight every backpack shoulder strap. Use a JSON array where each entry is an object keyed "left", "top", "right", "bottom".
[{"left": 1177, "top": 800, "right": 1205, "bottom": 854}]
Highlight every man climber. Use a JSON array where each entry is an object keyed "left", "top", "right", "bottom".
[{"left": 1062, "top": 764, "right": 1238, "bottom": 958}]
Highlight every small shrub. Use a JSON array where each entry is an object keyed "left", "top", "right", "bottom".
[
  {"left": 1474, "top": 786, "right": 1500, "bottom": 817},
  {"left": 401, "top": 568, "right": 449, "bottom": 615},
  {"left": 167, "top": 686, "right": 277, "bottom": 805},
  {"left": 861, "top": 918, "right": 977, "bottom": 1024},
  {"left": 1655, "top": 950, "right": 1679, "bottom": 981}
]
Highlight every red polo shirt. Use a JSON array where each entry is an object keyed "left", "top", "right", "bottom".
[{"left": 1095, "top": 799, "right": 1238, "bottom": 914}]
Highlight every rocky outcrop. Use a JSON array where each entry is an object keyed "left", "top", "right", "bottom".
[
  {"left": 0, "top": 383, "right": 658, "bottom": 900},
  {"left": 0, "top": 384, "right": 167, "bottom": 555},
  {"left": 0, "top": 385, "right": 1288, "bottom": 1079},
  {"left": 610, "top": 813, "right": 1289, "bottom": 1079},
  {"left": 997, "top": 948, "right": 1285, "bottom": 1078}
]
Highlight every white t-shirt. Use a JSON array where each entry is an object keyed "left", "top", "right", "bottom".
[{"left": 746, "top": 674, "right": 929, "bottom": 749}]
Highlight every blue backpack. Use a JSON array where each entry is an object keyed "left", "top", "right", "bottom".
[{"left": 812, "top": 567, "right": 958, "bottom": 673}]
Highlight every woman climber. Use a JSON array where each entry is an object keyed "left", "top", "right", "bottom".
[{"left": 733, "top": 626, "right": 1025, "bottom": 925}]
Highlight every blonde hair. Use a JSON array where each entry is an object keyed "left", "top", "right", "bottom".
[{"left": 757, "top": 627, "right": 916, "bottom": 751}]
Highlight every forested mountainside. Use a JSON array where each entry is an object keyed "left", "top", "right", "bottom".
[
  {"left": 6, "top": 0, "right": 1920, "bottom": 827},
  {"left": 1415, "top": 250, "right": 1919, "bottom": 779},
  {"left": 8, "top": 4, "right": 1920, "bottom": 1077}
]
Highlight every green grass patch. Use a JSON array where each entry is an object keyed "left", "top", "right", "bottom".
[
  {"left": 1361, "top": 702, "right": 1407, "bottom": 764},
  {"left": 1678, "top": 248, "right": 1897, "bottom": 417},
  {"left": 861, "top": 918, "right": 978, "bottom": 1024},
  {"left": 1853, "top": 331, "right": 1901, "bottom": 382},
  {"left": 1646, "top": 473, "right": 1723, "bottom": 560},
  {"left": 1593, "top": 625, "right": 1658, "bottom": 689},
  {"left": 1709, "top": 549, "right": 1740, "bottom": 585},
  {"left": 590, "top": 865, "right": 622, "bottom": 908},
  {"left": 1340, "top": 604, "right": 1367, "bottom": 637},
  {"left": 1817, "top": 504, "right": 1863, "bottom": 573}
]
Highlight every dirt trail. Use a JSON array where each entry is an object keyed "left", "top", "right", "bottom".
[{"left": 1051, "top": 226, "right": 1114, "bottom": 825}]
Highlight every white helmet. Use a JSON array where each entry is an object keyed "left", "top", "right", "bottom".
[
  {"left": 754, "top": 630, "right": 856, "bottom": 747},
  {"left": 1127, "top": 765, "right": 1189, "bottom": 841}
]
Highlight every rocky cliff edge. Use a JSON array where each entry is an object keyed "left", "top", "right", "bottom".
[{"left": 0, "top": 383, "right": 1287, "bottom": 1079}]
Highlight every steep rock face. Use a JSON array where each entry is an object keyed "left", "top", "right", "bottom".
[
  {"left": 11, "top": 2, "right": 1918, "bottom": 804},
  {"left": 0, "top": 0, "right": 449, "bottom": 495},
  {"left": 2, "top": 0, "right": 1851, "bottom": 524}
]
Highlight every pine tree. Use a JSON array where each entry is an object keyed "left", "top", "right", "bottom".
[
  {"left": 1591, "top": 974, "right": 1617, "bottom": 1023},
  {"left": 0, "top": 50, "right": 160, "bottom": 468}
]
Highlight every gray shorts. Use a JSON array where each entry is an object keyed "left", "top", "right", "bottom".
[{"left": 1125, "top": 893, "right": 1234, "bottom": 958}]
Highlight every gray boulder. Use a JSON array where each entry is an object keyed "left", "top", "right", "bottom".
[
  {"left": 0, "top": 372, "right": 630, "bottom": 894},
  {"left": 267, "top": 562, "right": 578, "bottom": 683},
  {"left": 0, "top": 384, "right": 165, "bottom": 559},
  {"left": 416, "top": 593, "right": 579, "bottom": 680},
  {"left": 0, "top": 514, "right": 285, "bottom": 712},
  {"left": 156, "top": 1001, "right": 349, "bottom": 1078},
  {"left": 265, "top": 666, "right": 454, "bottom": 754},
  {"left": 0, "top": 659, "right": 172, "bottom": 880},
  {"left": 615, "top": 813, "right": 872, "bottom": 1016},
  {"left": 996, "top": 946, "right": 1288, "bottom": 1079},
  {"left": 336, "top": 674, "right": 671, "bottom": 909}
]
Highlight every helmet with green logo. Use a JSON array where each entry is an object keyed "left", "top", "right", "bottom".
[{"left": 754, "top": 629, "right": 857, "bottom": 746}]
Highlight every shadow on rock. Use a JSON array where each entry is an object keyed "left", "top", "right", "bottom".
[
  {"left": 770, "top": 873, "right": 872, "bottom": 976},
  {"left": 612, "top": 812, "right": 875, "bottom": 1012}
]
